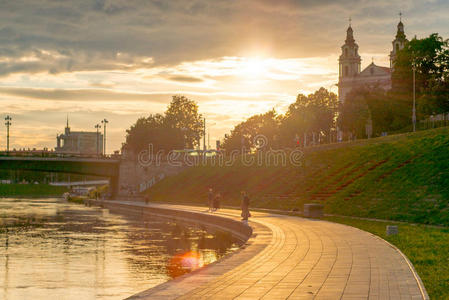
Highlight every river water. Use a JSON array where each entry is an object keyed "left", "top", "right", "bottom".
[{"left": 0, "top": 198, "right": 242, "bottom": 299}]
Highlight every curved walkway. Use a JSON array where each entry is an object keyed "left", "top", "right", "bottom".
[{"left": 108, "top": 202, "right": 427, "bottom": 300}]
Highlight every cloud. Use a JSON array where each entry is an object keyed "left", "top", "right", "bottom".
[
  {"left": 88, "top": 81, "right": 116, "bottom": 88},
  {"left": 0, "top": 0, "right": 447, "bottom": 77},
  {"left": 0, "top": 86, "right": 171, "bottom": 102},
  {"left": 168, "top": 75, "right": 204, "bottom": 83}
]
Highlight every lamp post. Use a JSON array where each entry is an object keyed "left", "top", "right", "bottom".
[
  {"left": 328, "top": 83, "right": 338, "bottom": 143},
  {"left": 207, "top": 122, "right": 216, "bottom": 149},
  {"left": 5, "top": 115, "right": 12, "bottom": 152},
  {"left": 95, "top": 124, "right": 101, "bottom": 157},
  {"left": 101, "top": 119, "right": 108, "bottom": 156}
]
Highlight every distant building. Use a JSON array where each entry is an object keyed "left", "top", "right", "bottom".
[
  {"left": 338, "top": 17, "right": 408, "bottom": 103},
  {"left": 55, "top": 118, "right": 103, "bottom": 155}
]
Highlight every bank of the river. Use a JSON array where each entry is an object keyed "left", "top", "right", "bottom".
[
  {"left": 129, "top": 202, "right": 446, "bottom": 298},
  {"left": 0, "top": 184, "right": 68, "bottom": 197},
  {"left": 101, "top": 202, "right": 427, "bottom": 300}
]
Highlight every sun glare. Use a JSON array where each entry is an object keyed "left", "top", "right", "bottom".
[{"left": 241, "top": 57, "right": 268, "bottom": 77}]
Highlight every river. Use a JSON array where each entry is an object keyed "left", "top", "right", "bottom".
[{"left": 0, "top": 198, "right": 241, "bottom": 299}]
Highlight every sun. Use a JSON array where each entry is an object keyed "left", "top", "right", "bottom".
[{"left": 238, "top": 57, "right": 272, "bottom": 80}]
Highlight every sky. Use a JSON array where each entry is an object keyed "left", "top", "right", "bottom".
[{"left": 1, "top": 0, "right": 448, "bottom": 153}]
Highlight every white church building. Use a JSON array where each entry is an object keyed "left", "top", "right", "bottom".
[{"left": 338, "top": 18, "right": 408, "bottom": 104}]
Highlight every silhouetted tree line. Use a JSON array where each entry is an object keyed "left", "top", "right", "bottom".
[{"left": 221, "top": 87, "right": 338, "bottom": 151}]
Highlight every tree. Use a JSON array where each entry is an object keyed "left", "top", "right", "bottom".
[
  {"left": 125, "top": 114, "right": 184, "bottom": 153},
  {"left": 165, "top": 95, "right": 204, "bottom": 148},
  {"left": 279, "top": 87, "right": 338, "bottom": 146},
  {"left": 338, "top": 88, "right": 371, "bottom": 138},
  {"left": 124, "top": 95, "right": 204, "bottom": 153},
  {"left": 222, "top": 109, "right": 280, "bottom": 152},
  {"left": 393, "top": 33, "right": 449, "bottom": 119}
]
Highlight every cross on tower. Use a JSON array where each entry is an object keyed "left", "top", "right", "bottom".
[
  {"left": 399, "top": 12, "right": 402, "bottom": 22},
  {"left": 349, "top": 17, "right": 352, "bottom": 26}
]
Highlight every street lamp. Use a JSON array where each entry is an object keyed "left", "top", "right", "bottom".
[
  {"left": 101, "top": 119, "right": 108, "bottom": 156},
  {"left": 207, "top": 122, "right": 216, "bottom": 149},
  {"left": 95, "top": 124, "right": 101, "bottom": 157},
  {"left": 5, "top": 115, "right": 12, "bottom": 152},
  {"left": 328, "top": 83, "right": 338, "bottom": 143},
  {"left": 203, "top": 117, "right": 206, "bottom": 151}
]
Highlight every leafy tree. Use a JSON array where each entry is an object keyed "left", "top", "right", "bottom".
[
  {"left": 222, "top": 109, "right": 280, "bottom": 152},
  {"left": 279, "top": 87, "right": 338, "bottom": 146},
  {"left": 125, "top": 114, "right": 184, "bottom": 153},
  {"left": 125, "top": 95, "right": 204, "bottom": 153},
  {"left": 338, "top": 88, "right": 371, "bottom": 138},
  {"left": 165, "top": 95, "right": 204, "bottom": 148},
  {"left": 393, "top": 33, "right": 449, "bottom": 119}
]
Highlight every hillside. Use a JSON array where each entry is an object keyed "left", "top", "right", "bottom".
[{"left": 146, "top": 127, "right": 449, "bottom": 226}]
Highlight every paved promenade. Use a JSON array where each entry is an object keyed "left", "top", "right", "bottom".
[{"left": 119, "top": 202, "right": 427, "bottom": 300}]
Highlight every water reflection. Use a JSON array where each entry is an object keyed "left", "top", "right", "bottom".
[{"left": 0, "top": 198, "right": 242, "bottom": 300}]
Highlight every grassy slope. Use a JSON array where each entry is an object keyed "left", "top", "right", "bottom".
[
  {"left": 0, "top": 184, "right": 68, "bottom": 197},
  {"left": 148, "top": 127, "right": 449, "bottom": 226}
]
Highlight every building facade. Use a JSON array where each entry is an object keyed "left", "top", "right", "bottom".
[
  {"left": 55, "top": 119, "right": 103, "bottom": 155},
  {"left": 338, "top": 19, "right": 408, "bottom": 104}
]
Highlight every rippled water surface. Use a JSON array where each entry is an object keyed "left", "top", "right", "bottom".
[{"left": 0, "top": 198, "right": 241, "bottom": 300}]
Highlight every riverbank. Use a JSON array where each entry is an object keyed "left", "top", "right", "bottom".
[
  {"left": 134, "top": 202, "right": 447, "bottom": 298},
  {"left": 88, "top": 200, "right": 254, "bottom": 242},
  {"left": 91, "top": 201, "right": 427, "bottom": 300},
  {"left": 0, "top": 184, "right": 68, "bottom": 197}
]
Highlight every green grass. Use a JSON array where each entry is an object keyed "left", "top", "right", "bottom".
[
  {"left": 0, "top": 184, "right": 68, "bottom": 197},
  {"left": 325, "top": 216, "right": 449, "bottom": 300},
  {"left": 147, "top": 127, "right": 449, "bottom": 226}
]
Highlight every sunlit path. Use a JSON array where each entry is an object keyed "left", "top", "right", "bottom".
[{"left": 100, "top": 201, "right": 428, "bottom": 300}]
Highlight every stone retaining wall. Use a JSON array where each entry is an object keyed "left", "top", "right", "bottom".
[{"left": 89, "top": 200, "right": 252, "bottom": 241}]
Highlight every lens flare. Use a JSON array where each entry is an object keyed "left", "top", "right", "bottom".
[{"left": 167, "top": 251, "right": 204, "bottom": 278}]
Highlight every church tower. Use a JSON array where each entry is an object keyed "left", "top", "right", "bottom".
[
  {"left": 390, "top": 14, "right": 407, "bottom": 69},
  {"left": 338, "top": 21, "right": 361, "bottom": 103}
]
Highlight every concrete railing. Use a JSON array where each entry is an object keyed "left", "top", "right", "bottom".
[{"left": 88, "top": 200, "right": 253, "bottom": 242}]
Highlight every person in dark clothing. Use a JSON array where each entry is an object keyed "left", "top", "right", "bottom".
[
  {"left": 213, "top": 192, "right": 221, "bottom": 211},
  {"left": 208, "top": 188, "right": 214, "bottom": 212},
  {"left": 241, "top": 191, "right": 251, "bottom": 222}
]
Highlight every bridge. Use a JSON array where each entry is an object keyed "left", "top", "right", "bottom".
[{"left": 0, "top": 156, "right": 121, "bottom": 197}]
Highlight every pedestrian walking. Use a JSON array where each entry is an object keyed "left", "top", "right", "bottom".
[
  {"left": 213, "top": 192, "right": 221, "bottom": 211},
  {"left": 241, "top": 191, "right": 251, "bottom": 222}
]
